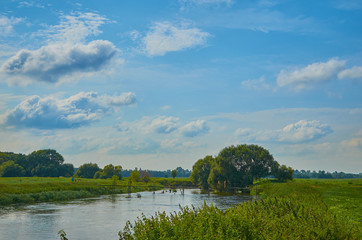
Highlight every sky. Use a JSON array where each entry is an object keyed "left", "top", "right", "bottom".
[{"left": 0, "top": 0, "right": 361, "bottom": 173}]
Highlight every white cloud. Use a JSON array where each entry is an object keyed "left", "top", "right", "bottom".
[
  {"left": 150, "top": 116, "right": 180, "bottom": 134},
  {"left": 277, "top": 58, "right": 346, "bottom": 90},
  {"left": 236, "top": 120, "right": 333, "bottom": 143},
  {"left": 116, "top": 116, "right": 180, "bottom": 134},
  {"left": 0, "top": 40, "right": 118, "bottom": 85},
  {"left": 0, "top": 15, "right": 23, "bottom": 37},
  {"left": 241, "top": 76, "right": 271, "bottom": 90},
  {"left": 279, "top": 120, "right": 333, "bottom": 143},
  {"left": 342, "top": 138, "right": 362, "bottom": 148},
  {"left": 335, "top": 0, "right": 362, "bottom": 10},
  {"left": 338, "top": 66, "right": 362, "bottom": 79},
  {"left": 37, "top": 12, "right": 108, "bottom": 44},
  {"left": 116, "top": 116, "right": 210, "bottom": 138},
  {"left": 141, "top": 21, "right": 210, "bottom": 56},
  {"left": 180, "top": 0, "right": 232, "bottom": 5},
  {"left": 181, "top": 120, "right": 210, "bottom": 137},
  {"left": 0, "top": 92, "right": 136, "bottom": 129}
]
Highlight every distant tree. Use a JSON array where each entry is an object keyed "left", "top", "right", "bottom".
[
  {"left": 190, "top": 156, "right": 214, "bottom": 189},
  {"left": 272, "top": 163, "right": 294, "bottom": 181},
  {"left": 140, "top": 170, "right": 151, "bottom": 183},
  {"left": 58, "top": 163, "right": 74, "bottom": 177},
  {"left": 207, "top": 144, "right": 276, "bottom": 190},
  {"left": 171, "top": 169, "right": 177, "bottom": 179},
  {"left": 26, "top": 149, "right": 66, "bottom": 177},
  {"left": 112, "top": 175, "right": 119, "bottom": 186},
  {"left": 76, "top": 163, "right": 100, "bottom": 178},
  {"left": 94, "top": 164, "right": 122, "bottom": 179},
  {"left": 0, "top": 161, "right": 25, "bottom": 177},
  {"left": 130, "top": 170, "right": 140, "bottom": 182}
]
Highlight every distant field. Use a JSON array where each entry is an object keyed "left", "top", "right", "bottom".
[
  {"left": 0, "top": 177, "right": 193, "bottom": 206},
  {"left": 260, "top": 178, "right": 362, "bottom": 228}
]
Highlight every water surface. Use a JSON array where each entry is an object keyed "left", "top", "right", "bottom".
[{"left": 0, "top": 189, "right": 254, "bottom": 240}]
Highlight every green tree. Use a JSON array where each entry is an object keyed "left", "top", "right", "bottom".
[
  {"left": 0, "top": 161, "right": 26, "bottom": 177},
  {"left": 208, "top": 144, "right": 276, "bottom": 190},
  {"left": 58, "top": 163, "right": 74, "bottom": 177},
  {"left": 190, "top": 156, "right": 214, "bottom": 189},
  {"left": 130, "top": 170, "right": 140, "bottom": 182},
  {"left": 27, "top": 149, "right": 65, "bottom": 177},
  {"left": 76, "top": 163, "right": 100, "bottom": 178},
  {"left": 272, "top": 163, "right": 294, "bottom": 181},
  {"left": 94, "top": 164, "right": 123, "bottom": 179},
  {"left": 140, "top": 170, "right": 151, "bottom": 183},
  {"left": 171, "top": 169, "right": 177, "bottom": 179}
]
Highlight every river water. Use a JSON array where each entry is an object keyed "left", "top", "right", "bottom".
[{"left": 0, "top": 189, "right": 255, "bottom": 240}]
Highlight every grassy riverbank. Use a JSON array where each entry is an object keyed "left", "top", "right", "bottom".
[
  {"left": 0, "top": 177, "right": 193, "bottom": 206},
  {"left": 119, "top": 179, "right": 361, "bottom": 240}
]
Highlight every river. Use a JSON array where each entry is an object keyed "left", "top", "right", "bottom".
[{"left": 0, "top": 189, "right": 255, "bottom": 240}]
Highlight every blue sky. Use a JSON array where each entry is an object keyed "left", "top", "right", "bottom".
[{"left": 0, "top": 0, "right": 361, "bottom": 173}]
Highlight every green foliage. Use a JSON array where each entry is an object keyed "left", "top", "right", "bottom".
[
  {"left": 112, "top": 175, "right": 120, "bottom": 185},
  {"left": 130, "top": 170, "right": 140, "bottom": 182},
  {"left": 190, "top": 155, "right": 213, "bottom": 189},
  {"left": 0, "top": 150, "right": 73, "bottom": 177},
  {"left": 58, "top": 230, "right": 68, "bottom": 240},
  {"left": 119, "top": 179, "right": 361, "bottom": 240},
  {"left": 76, "top": 163, "right": 100, "bottom": 178},
  {"left": 272, "top": 163, "right": 294, "bottom": 181},
  {"left": 205, "top": 144, "right": 276, "bottom": 190},
  {"left": 0, "top": 161, "right": 25, "bottom": 177},
  {"left": 171, "top": 169, "right": 177, "bottom": 179},
  {"left": 94, "top": 164, "right": 123, "bottom": 179}
]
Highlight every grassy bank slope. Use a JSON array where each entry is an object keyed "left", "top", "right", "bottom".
[
  {"left": 0, "top": 177, "right": 193, "bottom": 206},
  {"left": 119, "top": 179, "right": 361, "bottom": 240}
]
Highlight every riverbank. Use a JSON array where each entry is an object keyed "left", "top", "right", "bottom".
[
  {"left": 119, "top": 179, "right": 361, "bottom": 240},
  {"left": 0, "top": 177, "right": 194, "bottom": 206}
]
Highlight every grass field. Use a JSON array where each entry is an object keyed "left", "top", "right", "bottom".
[
  {"left": 260, "top": 179, "right": 362, "bottom": 227},
  {"left": 0, "top": 177, "right": 193, "bottom": 206}
]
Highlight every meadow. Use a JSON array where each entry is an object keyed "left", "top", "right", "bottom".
[
  {"left": 119, "top": 179, "right": 361, "bottom": 240},
  {"left": 0, "top": 177, "right": 193, "bottom": 206}
]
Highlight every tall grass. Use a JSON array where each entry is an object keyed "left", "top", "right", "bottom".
[{"left": 119, "top": 179, "right": 361, "bottom": 240}]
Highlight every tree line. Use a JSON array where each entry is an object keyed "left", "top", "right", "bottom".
[
  {"left": 190, "top": 144, "right": 294, "bottom": 191},
  {"left": 0, "top": 150, "right": 73, "bottom": 177},
  {"left": 293, "top": 169, "right": 361, "bottom": 179},
  {"left": 122, "top": 167, "right": 191, "bottom": 178}
]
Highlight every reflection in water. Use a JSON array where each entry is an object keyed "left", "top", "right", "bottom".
[{"left": 0, "top": 189, "right": 254, "bottom": 240}]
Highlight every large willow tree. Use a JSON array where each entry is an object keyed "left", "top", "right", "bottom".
[{"left": 192, "top": 144, "right": 280, "bottom": 191}]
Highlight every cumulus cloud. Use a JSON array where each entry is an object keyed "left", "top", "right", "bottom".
[
  {"left": 236, "top": 120, "right": 333, "bottom": 143},
  {"left": 0, "top": 92, "right": 136, "bottom": 129},
  {"left": 0, "top": 40, "right": 118, "bottom": 84},
  {"left": 115, "top": 116, "right": 209, "bottom": 137},
  {"left": 0, "top": 12, "right": 119, "bottom": 85},
  {"left": 141, "top": 21, "right": 210, "bottom": 56},
  {"left": 277, "top": 58, "right": 346, "bottom": 90},
  {"left": 150, "top": 116, "right": 180, "bottom": 134},
  {"left": 0, "top": 15, "right": 23, "bottom": 37},
  {"left": 338, "top": 66, "right": 362, "bottom": 79},
  {"left": 115, "top": 116, "right": 180, "bottom": 134},
  {"left": 180, "top": 120, "right": 210, "bottom": 137}
]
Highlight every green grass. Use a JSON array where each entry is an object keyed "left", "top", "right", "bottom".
[
  {"left": 0, "top": 177, "right": 193, "bottom": 206},
  {"left": 260, "top": 179, "right": 362, "bottom": 228},
  {"left": 118, "top": 178, "right": 361, "bottom": 240}
]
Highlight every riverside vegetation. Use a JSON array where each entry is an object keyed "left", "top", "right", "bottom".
[
  {"left": 0, "top": 177, "right": 193, "bottom": 206},
  {"left": 118, "top": 179, "right": 361, "bottom": 240}
]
